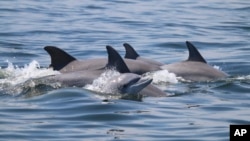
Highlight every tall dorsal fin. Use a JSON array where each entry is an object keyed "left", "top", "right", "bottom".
[
  {"left": 44, "top": 46, "right": 76, "bottom": 70},
  {"left": 186, "top": 41, "right": 207, "bottom": 63},
  {"left": 123, "top": 43, "right": 140, "bottom": 59},
  {"left": 106, "top": 45, "right": 130, "bottom": 73}
]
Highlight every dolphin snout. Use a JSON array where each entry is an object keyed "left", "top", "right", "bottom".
[{"left": 126, "top": 77, "right": 153, "bottom": 95}]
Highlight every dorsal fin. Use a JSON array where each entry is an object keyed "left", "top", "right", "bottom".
[
  {"left": 186, "top": 41, "right": 207, "bottom": 63},
  {"left": 44, "top": 46, "right": 76, "bottom": 70},
  {"left": 106, "top": 45, "right": 130, "bottom": 73},
  {"left": 123, "top": 43, "right": 139, "bottom": 59}
]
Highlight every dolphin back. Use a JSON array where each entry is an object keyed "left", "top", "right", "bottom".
[
  {"left": 106, "top": 45, "right": 131, "bottom": 73},
  {"left": 186, "top": 41, "right": 207, "bottom": 63},
  {"left": 124, "top": 43, "right": 140, "bottom": 59},
  {"left": 44, "top": 46, "right": 76, "bottom": 70},
  {"left": 123, "top": 43, "right": 164, "bottom": 66}
]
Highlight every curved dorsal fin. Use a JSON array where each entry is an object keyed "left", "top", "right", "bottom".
[
  {"left": 44, "top": 46, "right": 76, "bottom": 70},
  {"left": 123, "top": 43, "right": 139, "bottom": 59},
  {"left": 186, "top": 41, "right": 207, "bottom": 63},
  {"left": 106, "top": 45, "right": 130, "bottom": 73}
]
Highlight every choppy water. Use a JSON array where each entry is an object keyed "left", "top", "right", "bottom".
[{"left": 1, "top": 0, "right": 250, "bottom": 140}]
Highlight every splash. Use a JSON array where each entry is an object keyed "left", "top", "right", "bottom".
[
  {"left": 85, "top": 69, "right": 180, "bottom": 95},
  {"left": 143, "top": 70, "right": 179, "bottom": 84},
  {"left": 235, "top": 75, "right": 250, "bottom": 81},
  {"left": 213, "top": 65, "right": 222, "bottom": 70},
  {"left": 84, "top": 69, "right": 121, "bottom": 94},
  {"left": 0, "top": 60, "right": 60, "bottom": 95}
]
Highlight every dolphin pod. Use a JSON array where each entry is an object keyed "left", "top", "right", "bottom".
[
  {"left": 44, "top": 46, "right": 166, "bottom": 97},
  {"left": 43, "top": 41, "right": 228, "bottom": 98},
  {"left": 44, "top": 46, "right": 160, "bottom": 74},
  {"left": 124, "top": 41, "right": 228, "bottom": 82}
]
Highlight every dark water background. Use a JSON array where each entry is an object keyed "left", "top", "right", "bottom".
[{"left": 0, "top": 0, "right": 250, "bottom": 140}]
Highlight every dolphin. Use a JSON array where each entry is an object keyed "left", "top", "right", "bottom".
[
  {"left": 160, "top": 41, "right": 228, "bottom": 81},
  {"left": 106, "top": 45, "right": 166, "bottom": 97},
  {"left": 104, "top": 72, "right": 166, "bottom": 98},
  {"left": 123, "top": 41, "right": 228, "bottom": 81},
  {"left": 44, "top": 46, "right": 161, "bottom": 75},
  {"left": 105, "top": 73, "right": 153, "bottom": 95},
  {"left": 44, "top": 46, "right": 166, "bottom": 97},
  {"left": 123, "top": 43, "right": 164, "bottom": 66}
]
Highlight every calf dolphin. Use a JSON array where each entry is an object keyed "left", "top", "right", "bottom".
[
  {"left": 160, "top": 41, "right": 228, "bottom": 81},
  {"left": 123, "top": 43, "right": 164, "bottom": 66},
  {"left": 101, "top": 72, "right": 165, "bottom": 98},
  {"left": 105, "top": 73, "right": 153, "bottom": 95},
  {"left": 45, "top": 46, "right": 166, "bottom": 97},
  {"left": 44, "top": 46, "right": 161, "bottom": 75}
]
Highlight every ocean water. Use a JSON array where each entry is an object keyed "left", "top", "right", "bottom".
[{"left": 0, "top": 0, "right": 250, "bottom": 140}]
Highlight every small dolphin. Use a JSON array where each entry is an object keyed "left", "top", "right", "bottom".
[
  {"left": 106, "top": 73, "right": 153, "bottom": 95},
  {"left": 44, "top": 46, "right": 161, "bottom": 75},
  {"left": 106, "top": 45, "right": 166, "bottom": 97},
  {"left": 105, "top": 72, "right": 165, "bottom": 97},
  {"left": 123, "top": 43, "right": 164, "bottom": 66},
  {"left": 45, "top": 46, "right": 166, "bottom": 97},
  {"left": 160, "top": 41, "right": 228, "bottom": 81}
]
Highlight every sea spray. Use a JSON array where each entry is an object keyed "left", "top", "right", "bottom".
[
  {"left": 84, "top": 69, "right": 120, "bottom": 94},
  {"left": 0, "top": 60, "right": 60, "bottom": 95},
  {"left": 143, "top": 70, "right": 179, "bottom": 84}
]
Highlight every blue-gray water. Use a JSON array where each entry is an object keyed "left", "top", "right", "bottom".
[{"left": 0, "top": 0, "right": 250, "bottom": 140}]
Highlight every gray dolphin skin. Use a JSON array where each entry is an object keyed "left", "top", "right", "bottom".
[
  {"left": 123, "top": 41, "right": 228, "bottom": 82},
  {"left": 106, "top": 73, "right": 153, "bottom": 95},
  {"left": 106, "top": 73, "right": 166, "bottom": 97},
  {"left": 44, "top": 46, "right": 161, "bottom": 75},
  {"left": 45, "top": 46, "right": 166, "bottom": 97},
  {"left": 160, "top": 41, "right": 228, "bottom": 81},
  {"left": 123, "top": 43, "right": 164, "bottom": 66}
]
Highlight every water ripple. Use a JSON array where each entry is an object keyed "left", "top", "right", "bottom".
[{"left": 1, "top": 0, "right": 250, "bottom": 140}]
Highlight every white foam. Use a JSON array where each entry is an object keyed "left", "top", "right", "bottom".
[
  {"left": 84, "top": 69, "right": 121, "bottom": 94},
  {"left": 85, "top": 69, "right": 180, "bottom": 94},
  {"left": 0, "top": 60, "right": 60, "bottom": 86},
  {"left": 235, "top": 75, "right": 250, "bottom": 80},
  {"left": 213, "top": 65, "right": 221, "bottom": 70},
  {"left": 143, "top": 70, "right": 179, "bottom": 84}
]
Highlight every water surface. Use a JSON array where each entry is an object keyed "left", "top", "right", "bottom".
[{"left": 0, "top": 0, "right": 250, "bottom": 140}]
